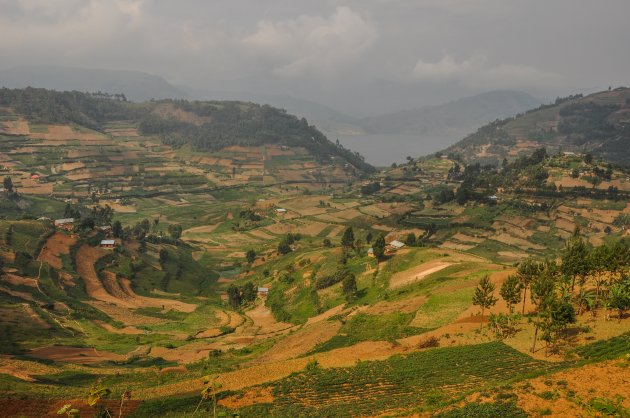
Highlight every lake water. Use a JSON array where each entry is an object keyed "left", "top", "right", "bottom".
[{"left": 332, "top": 133, "right": 459, "bottom": 167}]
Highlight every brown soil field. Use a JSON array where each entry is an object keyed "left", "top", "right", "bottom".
[
  {"left": 38, "top": 232, "right": 77, "bottom": 270},
  {"left": 264, "top": 222, "right": 297, "bottom": 235},
  {"left": 60, "top": 162, "right": 86, "bottom": 171},
  {"left": 492, "top": 233, "right": 545, "bottom": 251},
  {"left": 28, "top": 346, "right": 125, "bottom": 364},
  {"left": 506, "top": 360, "right": 630, "bottom": 417},
  {"left": 245, "top": 304, "right": 295, "bottom": 336},
  {"left": 75, "top": 245, "right": 136, "bottom": 308},
  {"left": 555, "top": 217, "right": 575, "bottom": 232},
  {"left": 389, "top": 260, "right": 454, "bottom": 289},
  {"left": 247, "top": 229, "right": 276, "bottom": 240},
  {"left": 87, "top": 301, "right": 162, "bottom": 326},
  {"left": 298, "top": 221, "right": 332, "bottom": 236},
  {"left": 252, "top": 320, "right": 341, "bottom": 363},
  {"left": 442, "top": 242, "right": 475, "bottom": 251},
  {"left": 305, "top": 304, "right": 345, "bottom": 326},
  {"left": 364, "top": 294, "right": 427, "bottom": 315},
  {"left": 0, "top": 285, "right": 38, "bottom": 302},
  {"left": 181, "top": 223, "right": 220, "bottom": 239},
  {"left": 1, "top": 119, "right": 30, "bottom": 135},
  {"left": 2, "top": 273, "right": 38, "bottom": 287},
  {"left": 93, "top": 320, "right": 144, "bottom": 335},
  {"left": 334, "top": 208, "right": 363, "bottom": 220},
  {"left": 219, "top": 387, "right": 274, "bottom": 409}
]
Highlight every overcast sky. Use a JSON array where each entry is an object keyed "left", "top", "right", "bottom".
[{"left": 1, "top": 0, "right": 629, "bottom": 115}]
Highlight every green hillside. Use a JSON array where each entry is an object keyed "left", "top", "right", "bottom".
[
  {"left": 0, "top": 87, "right": 374, "bottom": 174},
  {"left": 444, "top": 88, "right": 630, "bottom": 166}
]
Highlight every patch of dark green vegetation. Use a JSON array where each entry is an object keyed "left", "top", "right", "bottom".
[
  {"left": 434, "top": 400, "right": 528, "bottom": 418},
  {"left": 573, "top": 331, "right": 630, "bottom": 361}
]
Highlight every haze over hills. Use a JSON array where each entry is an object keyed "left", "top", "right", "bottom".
[
  {"left": 443, "top": 87, "right": 630, "bottom": 166},
  {"left": 1, "top": 66, "right": 545, "bottom": 158},
  {"left": 358, "top": 90, "right": 543, "bottom": 137},
  {"left": 0, "top": 66, "right": 188, "bottom": 102}
]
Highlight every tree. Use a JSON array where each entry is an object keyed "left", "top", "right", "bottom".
[
  {"left": 323, "top": 238, "right": 332, "bottom": 248},
  {"left": 517, "top": 259, "right": 540, "bottom": 314},
  {"left": 342, "top": 273, "right": 357, "bottom": 302},
  {"left": 3, "top": 176, "right": 13, "bottom": 193},
  {"left": 529, "top": 271, "right": 556, "bottom": 353},
  {"left": 561, "top": 230, "right": 591, "bottom": 294},
  {"left": 372, "top": 234, "right": 386, "bottom": 260},
  {"left": 341, "top": 227, "right": 355, "bottom": 249},
  {"left": 242, "top": 282, "right": 257, "bottom": 302},
  {"left": 112, "top": 221, "right": 122, "bottom": 239},
  {"left": 404, "top": 233, "right": 417, "bottom": 246},
  {"left": 246, "top": 249, "right": 256, "bottom": 264},
  {"left": 168, "top": 224, "right": 182, "bottom": 240},
  {"left": 608, "top": 275, "right": 630, "bottom": 322},
  {"left": 227, "top": 285, "right": 242, "bottom": 309},
  {"left": 472, "top": 275, "right": 498, "bottom": 329},
  {"left": 278, "top": 240, "right": 291, "bottom": 255},
  {"left": 366, "top": 232, "right": 373, "bottom": 244},
  {"left": 159, "top": 249, "right": 169, "bottom": 265},
  {"left": 500, "top": 274, "right": 522, "bottom": 313},
  {"left": 14, "top": 252, "right": 32, "bottom": 275}
]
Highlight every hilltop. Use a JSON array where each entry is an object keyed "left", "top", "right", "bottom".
[{"left": 444, "top": 87, "right": 630, "bottom": 166}]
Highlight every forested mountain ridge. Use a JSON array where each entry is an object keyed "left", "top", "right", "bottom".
[
  {"left": 443, "top": 88, "right": 630, "bottom": 166},
  {"left": 0, "top": 87, "right": 374, "bottom": 173}
]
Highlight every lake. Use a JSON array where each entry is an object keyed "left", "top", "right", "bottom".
[{"left": 331, "top": 133, "right": 459, "bottom": 167}]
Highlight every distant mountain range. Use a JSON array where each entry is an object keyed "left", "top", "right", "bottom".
[
  {"left": 0, "top": 66, "right": 187, "bottom": 102},
  {"left": 444, "top": 88, "right": 630, "bottom": 166},
  {"left": 0, "top": 66, "right": 544, "bottom": 136},
  {"left": 357, "top": 90, "right": 543, "bottom": 138}
]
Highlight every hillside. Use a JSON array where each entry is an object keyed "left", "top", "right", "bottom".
[
  {"left": 0, "top": 66, "right": 187, "bottom": 102},
  {"left": 0, "top": 87, "right": 374, "bottom": 183},
  {"left": 0, "top": 88, "right": 628, "bottom": 418},
  {"left": 359, "top": 90, "right": 542, "bottom": 137},
  {"left": 444, "top": 87, "right": 630, "bottom": 165}
]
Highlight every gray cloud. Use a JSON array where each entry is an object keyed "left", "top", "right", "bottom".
[{"left": 0, "top": 0, "right": 629, "bottom": 115}]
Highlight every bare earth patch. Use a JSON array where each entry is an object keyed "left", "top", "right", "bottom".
[{"left": 389, "top": 260, "right": 453, "bottom": 289}]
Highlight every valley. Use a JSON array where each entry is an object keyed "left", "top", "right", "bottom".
[{"left": 0, "top": 87, "right": 628, "bottom": 417}]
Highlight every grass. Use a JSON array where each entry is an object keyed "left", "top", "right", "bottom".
[
  {"left": 245, "top": 342, "right": 561, "bottom": 417},
  {"left": 308, "top": 311, "right": 428, "bottom": 354}
]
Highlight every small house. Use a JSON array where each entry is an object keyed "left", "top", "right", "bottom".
[
  {"left": 275, "top": 208, "right": 287, "bottom": 215},
  {"left": 389, "top": 240, "right": 405, "bottom": 250},
  {"left": 54, "top": 218, "right": 75, "bottom": 230},
  {"left": 100, "top": 239, "right": 117, "bottom": 249},
  {"left": 30, "top": 174, "right": 41, "bottom": 180},
  {"left": 367, "top": 248, "right": 375, "bottom": 257},
  {"left": 386, "top": 240, "right": 405, "bottom": 254},
  {"left": 257, "top": 287, "right": 269, "bottom": 296}
]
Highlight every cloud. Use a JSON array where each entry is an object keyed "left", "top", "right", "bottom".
[
  {"left": 412, "top": 54, "right": 562, "bottom": 89},
  {"left": 243, "top": 6, "right": 377, "bottom": 78}
]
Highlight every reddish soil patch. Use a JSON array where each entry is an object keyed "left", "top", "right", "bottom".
[
  {"left": 513, "top": 360, "right": 630, "bottom": 417},
  {"left": 0, "top": 398, "right": 142, "bottom": 418},
  {"left": 28, "top": 346, "right": 125, "bottom": 364},
  {"left": 219, "top": 387, "right": 274, "bottom": 409}
]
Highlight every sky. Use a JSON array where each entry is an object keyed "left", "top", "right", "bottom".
[{"left": 1, "top": 0, "right": 629, "bottom": 116}]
